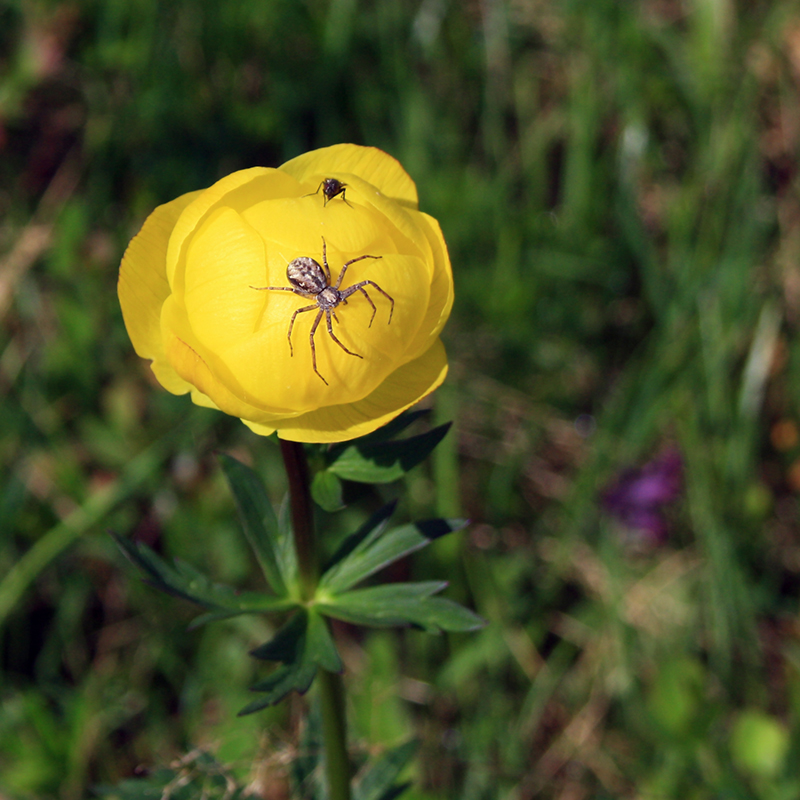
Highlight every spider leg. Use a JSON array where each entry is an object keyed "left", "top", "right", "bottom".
[
  {"left": 333, "top": 254, "right": 381, "bottom": 290},
  {"left": 325, "top": 308, "right": 363, "bottom": 359},
  {"left": 320, "top": 237, "right": 331, "bottom": 284},
  {"left": 308, "top": 309, "right": 328, "bottom": 384},
  {"left": 341, "top": 280, "right": 394, "bottom": 323},
  {"left": 348, "top": 285, "right": 377, "bottom": 327},
  {"left": 287, "top": 303, "right": 319, "bottom": 357},
  {"left": 250, "top": 285, "right": 295, "bottom": 292}
]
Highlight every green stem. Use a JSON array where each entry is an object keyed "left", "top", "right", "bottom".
[
  {"left": 318, "top": 668, "right": 352, "bottom": 800},
  {"left": 279, "top": 439, "right": 351, "bottom": 800},
  {"left": 279, "top": 439, "right": 318, "bottom": 600}
]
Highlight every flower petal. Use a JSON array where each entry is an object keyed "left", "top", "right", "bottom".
[
  {"left": 401, "top": 212, "right": 454, "bottom": 358},
  {"left": 190, "top": 389, "right": 221, "bottom": 410},
  {"left": 279, "top": 144, "right": 418, "bottom": 208},
  {"left": 161, "top": 293, "right": 298, "bottom": 419},
  {"left": 240, "top": 195, "right": 391, "bottom": 257},
  {"left": 166, "top": 168, "right": 302, "bottom": 289},
  {"left": 245, "top": 339, "right": 448, "bottom": 443},
  {"left": 323, "top": 174, "right": 433, "bottom": 266},
  {"left": 162, "top": 320, "right": 295, "bottom": 425},
  {"left": 183, "top": 206, "right": 267, "bottom": 353},
  {"left": 118, "top": 190, "right": 202, "bottom": 394}
]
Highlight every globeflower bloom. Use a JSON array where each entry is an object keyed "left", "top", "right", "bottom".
[{"left": 118, "top": 144, "right": 453, "bottom": 443}]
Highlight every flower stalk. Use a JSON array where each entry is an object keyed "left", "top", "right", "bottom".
[
  {"left": 279, "top": 439, "right": 351, "bottom": 800},
  {"left": 318, "top": 668, "right": 352, "bottom": 800},
  {"left": 279, "top": 439, "right": 318, "bottom": 600}
]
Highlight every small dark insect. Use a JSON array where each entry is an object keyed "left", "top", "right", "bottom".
[
  {"left": 251, "top": 237, "right": 394, "bottom": 385},
  {"left": 306, "top": 178, "right": 349, "bottom": 206}
]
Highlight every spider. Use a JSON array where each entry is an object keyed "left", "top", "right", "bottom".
[
  {"left": 306, "top": 177, "right": 349, "bottom": 206},
  {"left": 251, "top": 237, "right": 394, "bottom": 385}
]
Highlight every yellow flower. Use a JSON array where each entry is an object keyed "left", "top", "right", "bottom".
[{"left": 118, "top": 144, "right": 453, "bottom": 443}]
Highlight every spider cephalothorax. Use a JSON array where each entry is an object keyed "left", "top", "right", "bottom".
[{"left": 251, "top": 237, "right": 394, "bottom": 385}]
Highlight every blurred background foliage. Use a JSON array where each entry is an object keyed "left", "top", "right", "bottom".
[{"left": 2, "top": 0, "right": 800, "bottom": 797}]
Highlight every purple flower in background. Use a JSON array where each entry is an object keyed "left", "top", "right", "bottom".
[{"left": 602, "top": 448, "right": 683, "bottom": 542}]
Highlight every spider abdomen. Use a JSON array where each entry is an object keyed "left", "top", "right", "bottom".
[{"left": 287, "top": 257, "right": 327, "bottom": 295}]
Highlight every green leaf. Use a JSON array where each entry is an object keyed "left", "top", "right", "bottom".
[
  {"left": 354, "top": 740, "right": 417, "bottom": 800},
  {"left": 241, "top": 609, "right": 343, "bottom": 714},
  {"left": 240, "top": 662, "right": 317, "bottom": 714},
  {"left": 218, "top": 453, "right": 297, "bottom": 597},
  {"left": 319, "top": 583, "right": 484, "bottom": 632},
  {"left": 328, "top": 410, "right": 431, "bottom": 461},
  {"left": 327, "top": 423, "right": 451, "bottom": 483},
  {"left": 321, "top": 518, "right": 467, "bottom": 594},
  {"left": 308, "top": 607, "right": 344, "bottom": 673},
  {"left": 325, "top": 501, "right": 397, "bottom": 571},
  {"left": 311, "top": 469, "right": 345, "bottom": 512},
  {"left": 112, "top": 533, "right": 294, "bottom": 620},
  {"left": 317, "top": 581, "right": 448, "bottom": 629},
  {"left": 361, "top": 408, "right": 431, "bottom": 441},
  {"left": 406, "top": 596, "right": 486, "bottom": 633},
  {"left": 250, "top": 611, "right": 308, "bottom": 662}
]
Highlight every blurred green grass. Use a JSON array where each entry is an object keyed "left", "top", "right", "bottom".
[{"left": 2, "top": 0, "right": 800, "bottom": 797}]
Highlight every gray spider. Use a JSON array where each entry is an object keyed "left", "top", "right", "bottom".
[{"left": 251, "top": 237, "right": 394, "bottom": 385}]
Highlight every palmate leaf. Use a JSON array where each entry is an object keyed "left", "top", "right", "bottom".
[
  {"left": 239, "top": 609, "right": 343, "bottom": 715},
  {"left": 112, "top": 534, "right": 294, "bottom": 624},
  {"left": 321, "top": 517, "right": 467, "bottom": 594},
  {"left": 218, "top": 453, "right": 298, "bottom": 596},
  {"left": 325, "top": 423, "right": 452, "bottom": 484},
  {"left": 317, "top": 507, "right": 481, "bottom": 636},
  {"left": 317, "top": 582, "right": 485, "bottom": 633}
]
